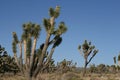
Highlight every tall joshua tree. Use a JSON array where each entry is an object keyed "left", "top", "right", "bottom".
[
  {"left": 12, "top": 6, "right": 67, "bottom": 80},
  {"left": 78, "top": 40, "right": 98, "bottom": 76},
  {"left": 33, "top": 6, "right": 67, "bottom": 77}
]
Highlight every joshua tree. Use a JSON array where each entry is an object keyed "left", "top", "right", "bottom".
[
  {"left": 12, "top": 6, "right": 67, "bottom": 80},
  {"left": 78, "top": 40, "right": 98, "bottom": 76}
]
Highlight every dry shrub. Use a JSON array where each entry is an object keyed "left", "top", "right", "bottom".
[
  {"left": 0, "top": 75, "right": 25, "bottom": 80},
  {"left": 61, "top": 72, "right": 80, "bottom": 80}
]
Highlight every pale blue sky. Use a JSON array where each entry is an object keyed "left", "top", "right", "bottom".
[{"left": 0, "top": 0, "right": 120, "bottom": 67}]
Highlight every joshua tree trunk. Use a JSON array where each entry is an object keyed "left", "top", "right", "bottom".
[
  {"left": 23, "top": 40, "right": 27, "bottom": 69},
  {"left": 14, "top": 52, "right": 18, "bottom": 64},
  {"left": 45, "top": 46, "right": 55, "bottom": 65},
  {"left": 33, "top": 34, "right": 51, "bottom": 77},
  {"left": 29, "top": 38, "right": 37, "bottom": 78},
  {"left": 50, "top": 17, "right": 54, "bottom": 26},
  {"left": 40, "top": 34, "right": 51, "bottom": 65},
  {"left": 19, "top": 42, "right": 23, "bottom": 71},
  {"left": 83, "top": 58, "right": 87, "bottom": 76},
  {"left": 13, "top": 52, "right": 21, "bottom": 71}
]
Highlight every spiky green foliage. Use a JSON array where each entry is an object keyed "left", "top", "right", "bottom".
[
  {"left": 43, "top": 18, "right": 51, "bottom": 32},
  {"left": 32, "top": 24, "right": 41, "bottom": 38},
  {"left": 43, "top": 18, "right": 55, "bottom": 34},
  {"left": 44, "top": 6, "right": 61, "bottom": 35},
  {"left": 54, "top": 6, "right": 60, "bottom": 18},
  {"left": 53, "top": 22, "right": 67, "bottom": 36},
  {"left": 22, "top": 22, "right": 41, "bottom": 40},
  {"left": 49, "top": 8, "right": 54, "bottom": 17},
  {"left": 12, "top": 32, "right": 19, "bottom": 43},
  {"left": 12, "top": 32, "right": 18, "bottom": 57},
  {"left": 12, "top": 41, "right": 17, "bottom": 53},
  {"left": 57, "top": 22, "right": 67, "bottom": 35},
  {"left": 49, "top": 6, "right": 60, "bottom": 18},
  {"left": 22, "top": 22, "right": 32, "bottom": 31},
  {"left": 22, "top": 32, "right": 28, "bottom": 41}
]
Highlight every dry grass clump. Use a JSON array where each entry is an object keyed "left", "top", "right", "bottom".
[
  {"left": 0, "top": 75, "right": 25, "bottom": 80},
  {"left": 81, "top": 73, "right": 120, "bottom": 80},
  {"left": 36, "top": 72, "right": 81, "bottom": 80},
  {"left": 1, "top": 73, "right": 120, "bottom": 80},
  {"left": 61, "top": 72, "right": 81, "bottom": 80},
  {"left": 36, "top": 73, "right": 62, "bottom": 80}
]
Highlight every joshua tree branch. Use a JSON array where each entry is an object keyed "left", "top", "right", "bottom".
[{"left": 87, "top": 53, "right": 96, "bottom": 65}]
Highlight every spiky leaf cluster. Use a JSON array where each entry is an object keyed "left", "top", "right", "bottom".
[
  {"left": 78, "top": 40, "right": 98, "bottom": 58},
  {"left": 49, "top": 6, "right": 60, "bottom": 18},
  {"left": 54, "top": 22, "right": 67, "bottom": 36},
  {"left": 32, "top": 24, "right": 41, "bottom": 38},
  {"left": 22, "top": 22, "right": 41, "bottom": 39},
  {"left": 12, "top": 32, "right": 18, "bottom": 53},
  {"left": 43, "top": 18, "right": 55, "bottom": 34},
  {"left": 43, "top": 18, "right": 51, "bottom": 32},
  {"left": 12, "top": 32, "right": 19, "bottom": 43}
]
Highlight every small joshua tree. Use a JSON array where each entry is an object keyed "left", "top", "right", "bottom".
[{"left": 78, "top": 40, "right": 98, "bottom": 76}]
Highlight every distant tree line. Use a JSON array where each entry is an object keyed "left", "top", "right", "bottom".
[
  {"left": 89, "top": 64, "right": 120, "bottom": 74},
  {"left": 0, "top": 44, "right": 77, "bottom": 75},
  {"left": 1, "top": 44, "right": 120, "bottom": 77}
]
